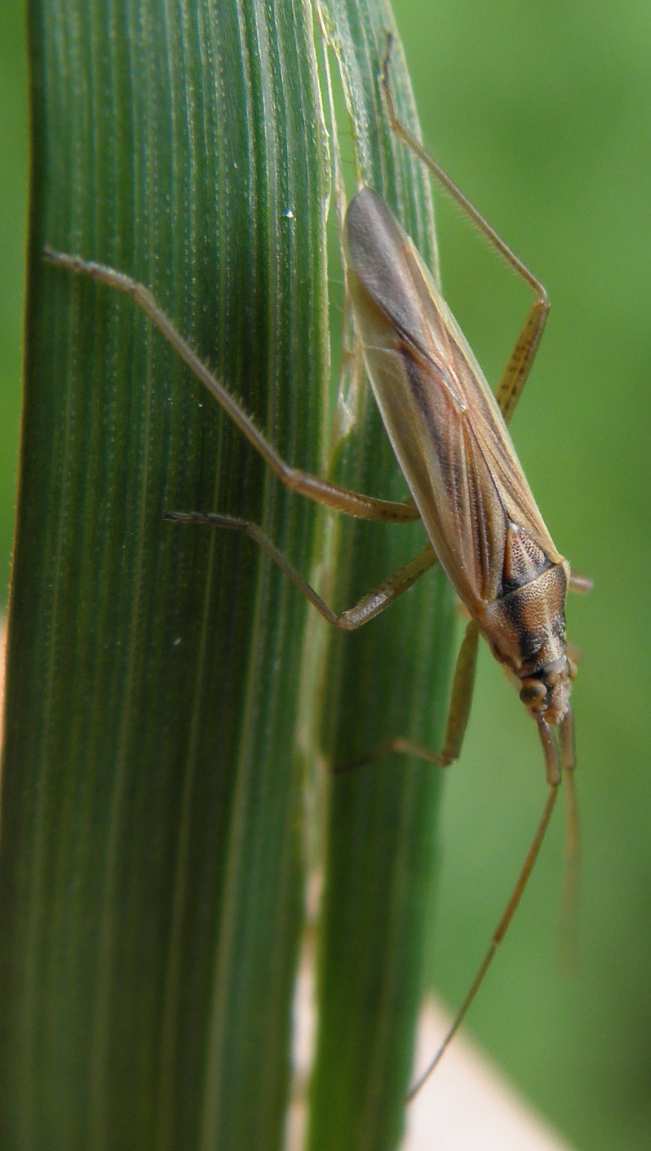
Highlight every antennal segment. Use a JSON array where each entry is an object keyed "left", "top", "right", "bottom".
[{"left": 407, "top": 721, "right": 561, "bottom": 1103}]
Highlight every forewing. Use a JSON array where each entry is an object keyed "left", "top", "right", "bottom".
[{"left": 345, "top": 188, "right": 561, "bottom": 609}]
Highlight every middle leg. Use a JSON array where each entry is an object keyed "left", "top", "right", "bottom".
[{"left": 166, "top": 510, "right": 438, "bottom": 630}]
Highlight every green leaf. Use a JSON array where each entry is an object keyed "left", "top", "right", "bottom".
[
  {"left": 307, "top": 6, "right": 454, "bottom": 1149},
  {"left": 0, "top": 1, "right": 454, "bottom": 1148}
]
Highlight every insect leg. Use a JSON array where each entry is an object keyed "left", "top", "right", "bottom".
[
  {"left": 167, "top": 509, "right": 436, "bottom": 629},
  {"left": 381, "top": 36, "right": 549, "bottom": 426},
  {"left": 336, "top": 620, "right": 480, "bottom": 772},
  {"left": 407, "top": 718, "right": 561, "bottom": 1101},
  {"left": 494, "top": 299, "right": 549, "bottom": 424},
  {"left": 44, "top": 248, "right": 419, "bottom": 525}
]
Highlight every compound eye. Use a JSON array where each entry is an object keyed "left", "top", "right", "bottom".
[{"left": 519, "top": 679, "right": 546, "bottom": 712}]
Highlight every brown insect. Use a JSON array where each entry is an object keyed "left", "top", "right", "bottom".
[{"left": 44, "top": 37, "right": 590, "bottom": 1101}]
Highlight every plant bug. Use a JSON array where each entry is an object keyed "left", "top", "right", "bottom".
[{"left": 44, "top": 35, "right": 589, "bottom": 1102}]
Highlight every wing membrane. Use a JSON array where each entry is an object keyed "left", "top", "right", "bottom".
[{"left": 345, "top": 188, "right": 561, "bottom": 609}]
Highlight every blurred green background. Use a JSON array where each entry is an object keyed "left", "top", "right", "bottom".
[{"left": 1, "top": 1, "right": 649, "bottom": 1148}]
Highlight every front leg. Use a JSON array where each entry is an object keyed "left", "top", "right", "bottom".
[{"left": 335, "top": 619, "right": 480, "bottom": 771}]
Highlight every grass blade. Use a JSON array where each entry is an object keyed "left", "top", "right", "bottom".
[
  {"left": 306, "top": 4, "right": 454, "bottom": 1149},
  {"left": 0, "top": 2, "right": 453, "bottom": 1149},
  {"left": 2, "top": 2, "right": 327, "bottom": 1147}
]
